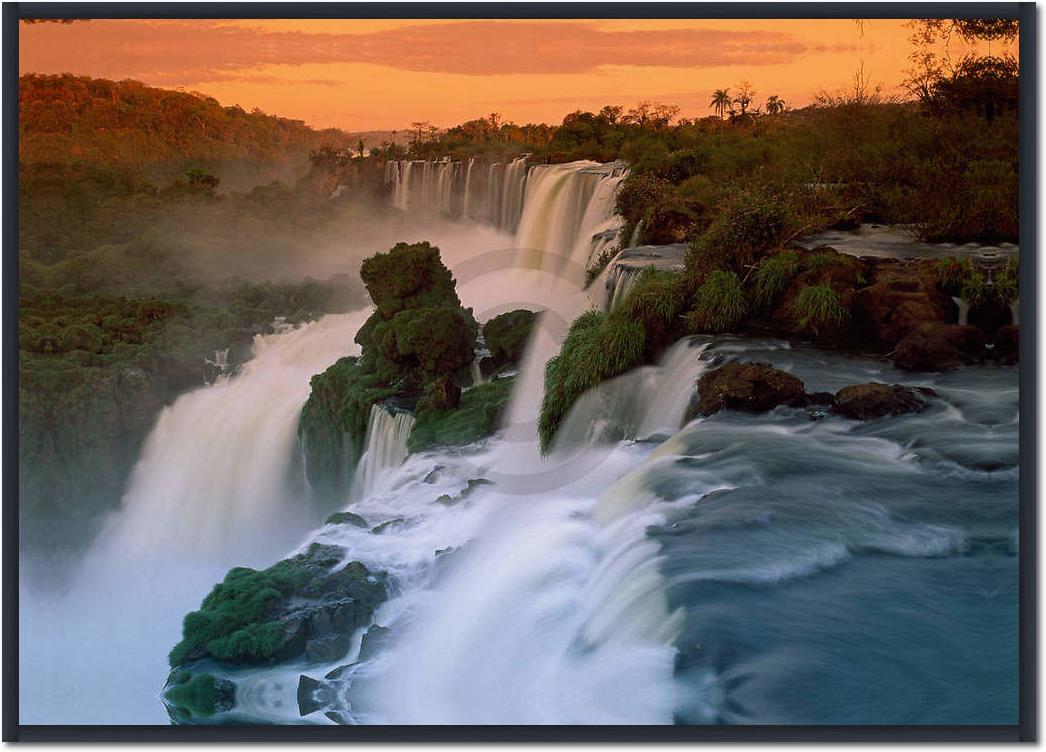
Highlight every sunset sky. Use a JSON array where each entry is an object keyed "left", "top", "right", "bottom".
[{"left": 19, "top": 18, "right": 1006, "bottom": 131}]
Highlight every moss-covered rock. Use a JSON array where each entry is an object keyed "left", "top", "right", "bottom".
[
  {"left": 168, "top": 542, "right": 387, "bottom": 668},
  {"left": 482, "top": 310, "right": 537, "bottom": 371},
  {"left": 408, "top": 377, "right": 514, "bottom": 452},
  {"left": 163, "top": 671, "right": 236, "bottom": 720},
  {"left": 359, "top": 241, "right": 462, "bottom": 318},
  {"left": 298, "top": 356, "right": 396, "bottom": 501},
  {"left": 369, "top": 306, "right": 477, "bottom": 383}
]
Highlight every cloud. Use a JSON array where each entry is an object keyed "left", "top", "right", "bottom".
[{"left": 20, "top": 19, "right": 841, "bottom": 82}]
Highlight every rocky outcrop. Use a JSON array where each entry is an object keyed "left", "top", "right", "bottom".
[
  {"left": 168, "top": 542, "right": 387, "bottom": 670},
  {"left": 481, "top": 309, "right": 537, "bottom": 375},
  {"left": 995, "top": 325, "right": 1019, "bottom": 365},
  {"left": 692, "top": 361, "right": 939, "bottom": 421},
  {"left": 832, "top": 383, "right": 936, "bottom": 420},
  {"left": 691, "top": 362, "right": 808, "bottom": 417},
  {"left": 892, "top": 322, "right": 986, "bottom": 371}
]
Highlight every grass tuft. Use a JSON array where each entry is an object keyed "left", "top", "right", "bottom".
[{"left": 795, "top": 284, "right": 849, "bottom": 333}]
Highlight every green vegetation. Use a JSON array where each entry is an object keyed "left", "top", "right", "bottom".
[
  {"left": 482, "top": 310, "right": 537, "bottom": 371},
  {"left": 688, "top": 270, "right": 749, "bottom": 333},
  {"left": 408, "top": 377, "right": 515, "bottom": 452},
  {"left": 169, "top": 544, "right": 385, "bottom": 667},
  {"left": 298, "top": 356, "right": 397, "bottom": 499},
  {"left": 20, "top": 74, "right": 353, "bottom": 170},
  {"left": 164, "top": 672, "right": 229, "bottom": 719},
  {"left": 539, "top": 310, "right": 646, "bottom": 451},
  {"left": 753, "top": 251, "right": 801, "bottom": 307},
  {"left": 795, "top": 285, "right": 850, "bottom": 333},
  {"left": 803, "top": 250, "right": 856, "bottom": 271}
]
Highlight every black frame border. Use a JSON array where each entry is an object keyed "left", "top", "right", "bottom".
[{"left": 2, "top": 1, "right": 1036, "bottom": 743}]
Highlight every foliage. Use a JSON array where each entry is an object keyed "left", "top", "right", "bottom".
[
  {"left": 169, "top": 546, "right": 385, "bottom": 668},
  {"left": 298, "top": 357, "right": 397, "bottom": 499},
  {"left": 795, "top": 285, "right": 850, "bottom": 333},
  {"left": 685, "top": 187, "right": 789, "bottom": 283},
  {"left": 538, "top": 310, "right": 646, "bottom": 451},
  {"left": 358, "top": 241, "right": 462, "bottom": 319},
  {"left": 20, "top": 73, "right": 353, "bottom": 169},
  {"left": 688, "top": 270, "right": 748, "bottom": 332},
  {"left": 753, "top": 251, "right": 801, "bottom": 307},
  {"left": 408, "top": 377, "right": 515, "bottom": 452},
  {"left": 164, "top": 673, "right": 226, "bottom": 719},
  {"left": 482, "top": 310, "right": 537, "bottom": 369}
]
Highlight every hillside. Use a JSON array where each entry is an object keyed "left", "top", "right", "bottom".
[{"left": 19, "top": 74, "right": 355, "bottom": 169}]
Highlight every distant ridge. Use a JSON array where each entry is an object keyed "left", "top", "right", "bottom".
[{"left": 19, "top": 74, "right": 356, "bottom": 168}]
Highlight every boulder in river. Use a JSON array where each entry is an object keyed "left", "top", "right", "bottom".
[
  {"left": 831, "top": 383, "right": 936, "bottom": 420},
  {"left": 691, "top": 362, "right": 808, "bottom": 417},
  {"left": 892, "top": 322, "right": 985, "bottom": 371}
]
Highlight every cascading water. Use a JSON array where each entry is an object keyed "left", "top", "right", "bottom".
[
  {"left": 514, "top": 161, "right": 627, "bottom": 276},
  {"left": 350, "top": 405, "right": 417, "bottom": 501},
  {"left": 101, "top": 311, "right": 372, "bottom": 564}
]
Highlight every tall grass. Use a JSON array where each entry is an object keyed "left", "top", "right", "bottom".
[
  {"left": 795, "top": 284, "right": 849, "bottom": 333},
  {"left": 753, "top": 251, "right": 800, "bottom": 307},
  {"left": 688, "top": 270, "right": 748, "bottom": 332}
]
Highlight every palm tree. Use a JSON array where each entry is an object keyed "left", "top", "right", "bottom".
[
  {"left": 765, "top": 95, "right": 786, "bottom": 115},
  {"left": 710, "top": 89, "right": 731, "bottom": 119}
]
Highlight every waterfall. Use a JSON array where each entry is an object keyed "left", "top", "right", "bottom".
[
  {"left": 99, "top": 311, "right": 371, "bottom": 564},
  {"left": 515, "top": 161, "right": 626, "bottom": 277},
  {"left": 952, "top": 296, "right": 970, "bottom": 326},
  {"left": 351, "top": 404, "right": 416, "bottom": 501},
  {"left": 549, "top": 339, "right": 711, "bottom": 450},
  {"left": 470, "top": 357, "right": 485, "bottom": 387},
  {"left": 462, "top": 158, "right": 475, "bottom": 219}
]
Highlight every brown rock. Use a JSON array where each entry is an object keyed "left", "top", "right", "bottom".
[
  {"left": 692, "top": 362, "right": 807, "bottom": 417},
  {"left": 892, "top": 322, "right": 985, "bottom": 371},
  {"left": 832, "top": 383, "right": 936, "bottom": 420},
  {"left": 856, "top": 259, "right": 954, "bottom": 344},
  {"left": 995, "top": 325, "right": 1019, "bottom": 365}
]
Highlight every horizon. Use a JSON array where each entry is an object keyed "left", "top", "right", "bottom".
[{"left": 18, "top": 18, "right": 1010, "bottom": 132}]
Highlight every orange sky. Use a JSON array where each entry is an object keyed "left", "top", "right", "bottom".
[{"left": 19, "top": 18, "right": 1012, "bottom": 131}]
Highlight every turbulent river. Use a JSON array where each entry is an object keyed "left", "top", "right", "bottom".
[{"left": 19, "top": 159, "right": 1018, "bottom": 725}]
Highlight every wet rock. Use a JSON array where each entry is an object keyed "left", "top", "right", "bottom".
[
  {"left": 892, "top": 322, "right": 985, "bottom": 371},
  {"left": 856, "top": 259, "right": 954, "bottom": 343},
  {"left": 305, "top": 634, "right": 352, "bottom": 663},
  {"left": 358, "top": 624, "right": 391, "bottom": 663},
  {"left": 324, "top": 511, "right": 368, "bottom": 528},
  {"left": 832, "top": 383, "right": 936, "bottom": 420},
  {"left": 691, "top": 362, "right": 808, "bottom": 417},
  {"left": 297, "top": 674, "right": 335, "bottom": 716},
  {"left": 995, "top": 324, "right": 1019, "bottom": 365},
  {"left": 371, "top": 518, "right": 404, "bottom": 534}
]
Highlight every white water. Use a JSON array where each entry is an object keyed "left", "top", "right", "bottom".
[
  {"left": 350, "top": 405, "right": 416, "bottom": 501},
  {"left": 101, "top": 311, "right": 372, "bottom": 564},
  {"left": 952, "top": 296, "right": 971, "bottom": 326},
  {"left": 23, "top": 160, "right": 673, "bottom": 726}
]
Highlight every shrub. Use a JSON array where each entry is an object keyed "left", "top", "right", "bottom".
[
  {"left": 753, "top": 251, "right": 800, "bottom": 307},
  {"left": 538, "top": 310, "right": 645, "bottom": 451},
  {"left": 685, "top": 188, "right": 788, "bottom": 283},
  {"left": 408, "top": 377, "right": 514, "bottom": 452},
  {"left": 621, "top": 268, "right": 688, "bottom": 359},
  {"left": 934, "top": 256, "right": 967, "bottom": 295},
  {"left": 803, "top": 251, "right": 856, "bottom": 271},
  {"left": 164, "top": 672, "right": 225, "bottom": 719},
  {"left": 482, "top": 310, "right": 537, "bottom": 369},
  {"left": 358, "top": 241, "right": 461, "bottom": 318},
  {"left": 688, "top": 270, "right": 748, "bottom": 332},
  {"left": 795, "top": 285, "right": 849, "bottom": 333},
  {"left": 168, "top": 558, "right": 310, "bottom": 667}
]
